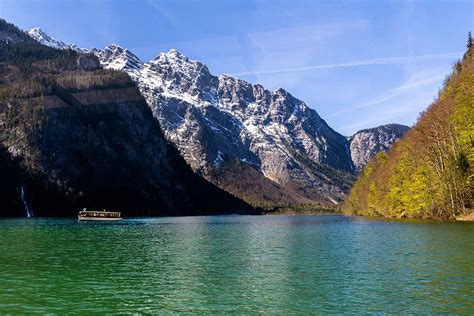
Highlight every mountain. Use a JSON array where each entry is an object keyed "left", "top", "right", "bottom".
[
  {"left": 96, "top": 46, "right": 357, "bottom": 207},
  {"left": 91, "top": 45, "right": 143, "bottom": 71},
  {"left": 343, "top": 41, "right": 473, "bottom": 220},
  {"left": 349, "top": 124, "right": 410, "bottom": 171},
  {"left": 24, "top": 37, "right": 145, "bottom": 72},
  {"left": 27, "top": 29, "right": 407, "bottom": 209},
  {"left": 0, "top": 19, "right": 250, "bottom": 217},
  {"left": 26, "top": 27, "right": 87, "bottom": 52}
]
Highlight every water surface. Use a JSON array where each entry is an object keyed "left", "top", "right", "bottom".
[{"left": 0, "top": 215, "right": 473, "bottom": 313}]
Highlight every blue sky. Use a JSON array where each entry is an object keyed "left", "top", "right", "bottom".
[{"left": 1, "top": 0, "right": 472, "bottom": 135}]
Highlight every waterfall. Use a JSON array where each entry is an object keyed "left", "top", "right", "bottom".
[{"left": 20, "top": 186, "right": 33, "bottom": 218}]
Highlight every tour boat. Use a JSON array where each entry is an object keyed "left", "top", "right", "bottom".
[{"left": 78, "top": 209, "right": 122, "bottom": 221}]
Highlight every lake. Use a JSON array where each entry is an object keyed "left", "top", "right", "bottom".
[{"left": 0, "top": 215, "right": 472, "bottom": 314}]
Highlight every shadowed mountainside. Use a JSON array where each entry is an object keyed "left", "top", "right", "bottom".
[{"left": 0, "top": 19, "right": 251, "bottom": 217}]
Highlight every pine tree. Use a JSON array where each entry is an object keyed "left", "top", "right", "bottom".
[{"left": 468, "top": 31, "right": 472, "bottom": 48}]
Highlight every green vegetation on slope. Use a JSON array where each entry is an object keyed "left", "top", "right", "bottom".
[{"left": 343, "top": 36, "right": 474, "bottom": 220}]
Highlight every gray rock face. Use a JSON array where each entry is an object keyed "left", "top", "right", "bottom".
[
  {"left": 76, "top": 55, "right": 101, "bottom": 71},
  {"left": 91, "top": 45, "right": 143, "bottom": 71},
  {"left": 92, "top": 47, "right": 356, "bottom": 205},
  {"left": 349, "top": 124, "right": 410, "bottom": 171}
]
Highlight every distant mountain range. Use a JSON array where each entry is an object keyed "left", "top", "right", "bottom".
[{"left": 27, "top": 26, "right": 409, "bottom": 208}]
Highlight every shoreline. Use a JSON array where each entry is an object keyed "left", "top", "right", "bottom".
[{"left": 2, "top": 213, "right": 473, "bottom": 222}]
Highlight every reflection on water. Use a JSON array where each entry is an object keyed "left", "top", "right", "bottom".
[{"left": 0, "top": 215, "right": 473, "bottom": 313}]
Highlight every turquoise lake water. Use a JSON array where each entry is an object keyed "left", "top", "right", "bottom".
[{"left": 0, "top": 215, "right": 473, "bottom": 314}]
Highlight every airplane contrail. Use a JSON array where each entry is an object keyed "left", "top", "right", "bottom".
[
  {"left": 332, "top": 73, "right": 446, "bottom": 116},
  {"left": 231, "top": 52, "right": 463, "bottom": 76}
]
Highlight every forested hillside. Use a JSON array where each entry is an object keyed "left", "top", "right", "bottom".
[{"left": 343, "top": 35, "right": 473, "bottom": 220}]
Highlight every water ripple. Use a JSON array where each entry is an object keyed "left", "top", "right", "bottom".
[{"left": 0, "top": 215, "right": 472, "bottom": 314}]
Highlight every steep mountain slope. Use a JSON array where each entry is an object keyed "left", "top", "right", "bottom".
[
  {"left": 27, "top": 28, "right": 407, "bottom": 209},
  {"left": 27, "top": 27, "right": 86, "bottom": 52},
  {"left": 350, "top": 124, "right": 410, "bottom": 171},
  {"left": 0, "top": 19, "right": 250, "bottom": 217},
  {"left": 343, "top": 41, "right": 473, "bottom": 220},
  {"left": 91, "top": 45, "right": 143, "bottom": 71},
  {"left": 96, "top": 47, "right": 356, "bottom": 207}
]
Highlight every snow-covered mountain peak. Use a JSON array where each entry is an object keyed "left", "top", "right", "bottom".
[
  {"left": 27, "top": 27, "right": 51, "bottom": 42},
  {"left": 274, "top": 88, "right": 288, "bottom": 95},
  {"left": 145, "top": 49, "right": 216, "bottom": 102},
  {"left": 26, "top": 27, "right": 86, "bottom": 52},
  {"left": 27, "top": 27, "right": 46, "bottom": 38},
  {"left": 152, "top": 49, "right": 191, "bottom": 64},
  {"left": 92, "top": 44, "right": 143, "bottom": 71},
  {"left": 166, "top": 48, "right": 185, "bottom": 58},
  {"left": 102, "top": 43, "right": 127, "bottom": 53},
  {"left": 151, "top": 49, "right": 211, "bottom": 77}
]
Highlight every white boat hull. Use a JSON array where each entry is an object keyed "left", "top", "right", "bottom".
[{"left": 78, "top": 216, "right": 122, "bottom": 221}]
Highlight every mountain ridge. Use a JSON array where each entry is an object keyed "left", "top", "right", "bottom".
[
  {"left": 27, "top": 28, "right": 409, "bottom": 207},
  {"left": 26, "top": 27, "right": 87, "bottom": 52}
]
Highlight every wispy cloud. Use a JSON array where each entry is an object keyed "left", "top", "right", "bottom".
[
  {"left": 333, "top": 67, "right": 448, "bottom": 135},
  {"left": 231, "top": 52, "right": 462, "bottom": 77},
  {"left": 333, "top": 72, "right": 446, "bottom": 116},
  {"left": 247, "top": 19, "right": 370, "bottom": 54},
  {"left": 145, "top": 0, "right": 178, "bottom": 26},
  {"left": 339, "top": 91, "right": 436, "bottom": 135},
  {"left": 242, "top": 19, "right": 370, "bottom": 84}
]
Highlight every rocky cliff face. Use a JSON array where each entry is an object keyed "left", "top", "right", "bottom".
[
  {"left": 0, "top": 19, "right": 250, "bottom": 217},
  {"left": 105, "top": 47, "right": 357, "bottom": 206},
  {"left": 349, "top": 124, "right": 410, "bottom": 171},
  {"left": 27, "top": 28, "right": 408, "bottom": 208}
]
